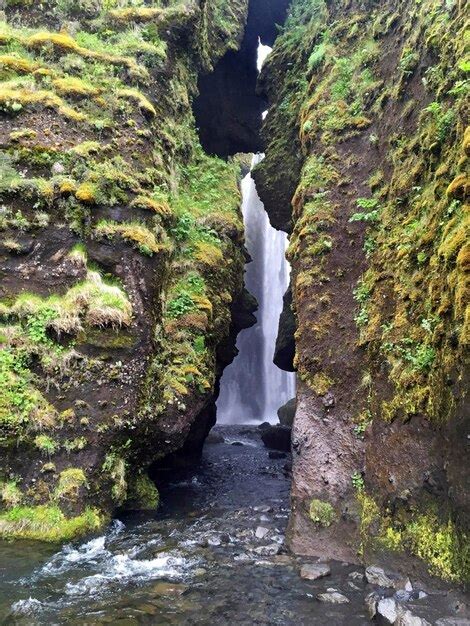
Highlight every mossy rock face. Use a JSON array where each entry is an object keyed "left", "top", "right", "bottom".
[
  {"left": 309, "top": 499, "right": 336, "bottom": 528},
  {"left": 0, "top": 0, "right": 249, "bottom": 541},
  {"left": 260, "top": 0, "right": 469, "bottom": 581}
]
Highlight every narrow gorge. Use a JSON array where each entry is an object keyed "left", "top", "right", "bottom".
[{"left": 0, "top": 0, "right": 468, "bottom": 623}]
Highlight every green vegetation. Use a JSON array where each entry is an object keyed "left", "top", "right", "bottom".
[
  {"left": 359, "top": 493, "right": 470, "bottom": 582},
  {"left": 309, "top": 498, "right": 336, "bottom": 527},
  {"left": 0, "top": 505, "right": 103, "bottom": 541}
]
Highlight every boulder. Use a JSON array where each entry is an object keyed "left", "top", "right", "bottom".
[
  {"left": 261, "top": 425, "right": 291, "bottom": 452},
  {"left": 300, "top": 563, "right": 331, "bottom": 581},
  {"left": 277, "top": 397, "right": 296, "bottom": 427}
]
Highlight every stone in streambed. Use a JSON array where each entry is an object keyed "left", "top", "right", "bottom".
[
  {"left": 435, "top": 620, "right": 470, "bottom": 626},
  {"left": 300, "top": 563, "right": 331, "bottom": 581},
  {"left": 261, "top": 425, "right": 291, "bottom": 452},
  {"left": 258, "top": 422, "right": 271, "bottom": 431},
  {"left": 152, "top": 582, "right": 188, "bottom": 597},
  {"left": 255, "top": 526, "right": 270, "bottom": 539},
  {"left": 316, "top": 589, "right": 349, "bottom": 604}
]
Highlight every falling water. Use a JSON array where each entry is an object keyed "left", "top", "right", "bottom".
[{"left": 217, "top": 153, "right": 296, "bottom": 424}]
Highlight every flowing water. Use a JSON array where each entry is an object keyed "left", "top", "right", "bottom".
[
  {"left": 216, "top": 158, "right": 296, "bottom": 424},
  {"left": 0, "top": 428, "right": 372, "bottom": 625},
  {"left": 0, "top": 428, "right": 458, "bottom": 625}
]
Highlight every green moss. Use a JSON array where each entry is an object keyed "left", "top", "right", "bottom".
[
  {"left": 358, "top": 492, "right": 470, "bottom": 583},
  {"left": 55, "top": 468, "right": 87, "bottom": 500},
  {"left": 0, "top": 505, "right": 103, "bottom": 541},
  {"left": 309, "top": 498, "right": 336, "bottom": 527},
  {"left": 124, "top": 474, "right": 159, "bottom": 510}
]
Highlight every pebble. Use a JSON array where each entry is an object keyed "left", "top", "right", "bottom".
[{"left": 299, "top": 563, "right": 331, "bottom": 581}]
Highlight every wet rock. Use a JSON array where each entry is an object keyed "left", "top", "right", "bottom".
[
  {"left": 152, "top": 582, "right": 188, "bottom": 597},
  {"left": 253, "top": 544, "right": 280, "bottom": 556},
  {"left": 299, "top": 563, "right": 331, "bottom": 581},
  {"left": 193, "top": 568, "right": 207, "bottom": 577},
  {"left": 258, "top": 422, "right": 271, "bottom": 431},
  {"left": 365, "top": 591, "right": 381, "bottom": 619},
  {"left": 206, "top": 432, "right": 225, "bottom": 444},
  {"left": 261, "top": 425, "right": 291, "bottom": 452},
  {"left": 277, "top": 398, "right": 296, "bottom": 427},
  {"left": 376, "top": 597, "right": 398, "bottom": 624},
  {"left": 254, "top": 505, "right": 272, "bottom": 513},
  {"left": 435, "top": 620, "right": 470, "bottom": 626},
  {"left": 349, "top": 571, "right": 365, "bottom": 581},
  {"left": 396, "top": 608, "right": 431, "bottom": 626},
  {"left": 231, "top": 441, "right": 244, "bottom": 446},
  {"left": 316, "top": 589, "right": 349, "bottom": 604},
  {"left": 269, "top": 450, "right": 287, "bottom": 459},
  {"left": 255, "top": 526, "right": 270, "bottom": 539},
  {"left": 366, "top": 566, "right": 395, "bottom": 588}
]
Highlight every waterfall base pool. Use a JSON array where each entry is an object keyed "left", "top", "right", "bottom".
[{"left": 0, "top": 427, "right": 465, "bottom": 625}]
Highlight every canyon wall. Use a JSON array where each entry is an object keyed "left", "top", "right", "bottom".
[
  {"left": 0, "top": 0, "right": 251, "bottom": 540},
  {"left": 256, "top": 0, "right": 469, "bottom": 583}
]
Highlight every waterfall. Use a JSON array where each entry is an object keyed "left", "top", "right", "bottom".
[{"left": 217, "top": 155, "right": 296, "bottom": 425}]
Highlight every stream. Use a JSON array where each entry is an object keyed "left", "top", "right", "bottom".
[
  {"left": 0, "top": 427, "right": 370, "bottom": 625},
  {"left": 0, "top": 426, "right": 466, "bottom": 625}
]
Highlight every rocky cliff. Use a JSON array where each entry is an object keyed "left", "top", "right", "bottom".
[
  {"left": 0, "top": 0, "right": 251, "bottom": 540},
  {"left": 257, "top": 0, "right": 469, "bottom": 583}
]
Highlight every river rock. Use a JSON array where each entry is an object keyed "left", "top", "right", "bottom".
[
  {"left": 152, "top": 582, "right": 188, "bottom": 596},
  {"left": 376, "top": 597, "right": 398, "bottom": 624},
  {"left": 258, "top": 422, "right": 271, "bottom": 431},
  {"left": 316, "top": 589, "right": 349, "bottom": 604},
  {"left": 300, "top": 563, "right": 331, "bottom": 581},
  {"left": 277, "top": 398, "right": 296, "bottom": 427},
  {"left": 435, "top": 620, "right": 470, "bottom": 626},
  {"left": 261, "top": 425, "right": 291, "bottom": 452},
  {"left": 255, "top": 526, "right": 270, "bottom": 539}
]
